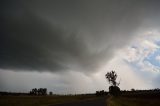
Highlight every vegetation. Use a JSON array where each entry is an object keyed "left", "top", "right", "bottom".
[
  {"left": 96, "top": 90, "right": 108, "bottom": 96},
  {"left": 1, "top": 71, "right": 160, "bottom": 106},
  {"left": 105, "top": 71, "right": 160, "bottom": 106},
  {"left": 107, "top": 88, "right": 160, "bottom": 106},
  {"left": 105, "top": 71, "right": 120, "bottom": 96},
  {"left": 121, "top": 89, "right": 160, "bottom": 98},
  {"left": 0, "top": 95, "right": 99, "bottom": 106},
  {"left": 30, "top": 88, "right": 47, "bottom": 95},
  {"left": 109, "top": 86, "right": 121, "bottom": 96},
  {"left": 105, "top": 71, "right": 120, "bottom": 86},
  {"left": 107, "top": 96, "right": 160, "bottom": 106}
]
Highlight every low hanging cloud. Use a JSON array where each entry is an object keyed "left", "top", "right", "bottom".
[{"left": 1, "top": 0, "right": 160, "bottom": 73}]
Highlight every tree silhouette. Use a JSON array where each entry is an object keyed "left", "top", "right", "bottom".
[
  {"left": 49, "top": 91, "right": 53, "bottom": 96},
  {"left": 30, "top": 88, "right": 47, "bottom": 95},
  {"left": 30, "top": 88, "right": 38, "bottom": 95},
  {"left": 105, "top": 70, "right": 121, "bottom": 96},
  {"left": 105, "top": 70, "right": 120, "bottom": 86}
]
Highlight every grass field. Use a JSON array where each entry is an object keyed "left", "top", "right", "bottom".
[
  {"left": 107, "top": 96, "right": 160, "bottom": 106},
  {"left": 0, "top": 95, "right": 99, "bottom": 106}
]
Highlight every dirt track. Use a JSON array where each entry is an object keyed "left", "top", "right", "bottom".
[{"left": 51, "top": 97, "right": 106, "bottom": 106}]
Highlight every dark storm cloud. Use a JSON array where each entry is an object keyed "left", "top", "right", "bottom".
[
  {"left": 1, "top": 0, "right": 160, "bottom": 73},
  {"left": 1, "top": 10, "right": 86, "bottom": 71}
]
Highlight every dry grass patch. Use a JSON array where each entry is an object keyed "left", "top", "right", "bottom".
[{"left": 107, "top": 96, "right": 160, "bottom": 106}]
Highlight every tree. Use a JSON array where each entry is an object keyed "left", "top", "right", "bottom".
[
  {"left": 131, "top": 88, "right": 135, "bottom": 91},
  {"left": 105, "top": 70, "right": 120, "bottom": 86},
  {"left": 49, "top": 91, "right": 53, "bottom": 96},
  {"left": 38, "top": 88, "right": 47, "bottom": 95},
  {"left": 30, "top": 88, "right": 47, "bottom": 95},
  {"left": 109, "top": 86, "right": 120, "bottom": 96},
  {"left": 105, "top": 70, "right": 121, "bottom": 96}
]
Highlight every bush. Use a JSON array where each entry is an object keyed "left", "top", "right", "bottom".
[{"left": 109, "top": 86, "right": 121, "bottom": 96}]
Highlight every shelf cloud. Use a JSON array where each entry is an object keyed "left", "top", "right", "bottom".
[{"left": 1, "top": 0, "right": 160, "bottom": 74}]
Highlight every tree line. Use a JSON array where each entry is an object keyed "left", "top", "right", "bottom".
[
  {"left": 29, "top": 88, "right": 47, "bottom": 95},
  {"left": 0, "top": 88, "right": 50, "bottom": 96}
]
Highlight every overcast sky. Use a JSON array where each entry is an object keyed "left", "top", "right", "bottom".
[{"left": 1, "top": 0, "right": 160, "bottom": 94}]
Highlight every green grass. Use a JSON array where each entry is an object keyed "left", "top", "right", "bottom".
[
  {"left": 0, "top": 95, "right": 99, "bottom": 106},
  {"left": 107, "top": 96, "right": 160, "bottom": 106}
]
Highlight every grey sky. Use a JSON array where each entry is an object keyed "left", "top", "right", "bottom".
[{"left": 1, "top": 0, "right": 160, "bottom": 93}]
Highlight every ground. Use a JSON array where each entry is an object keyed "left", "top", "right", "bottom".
[
  {"left": 107, "top": 96, "right": 160, "bottom": 106},
  {"left": 1, "top": 95, "right": 160, "bottom": 106},
  {"left": 0, "top": 95, "right": 106, "bottom": 106}
]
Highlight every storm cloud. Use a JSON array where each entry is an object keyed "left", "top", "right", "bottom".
[{"left": 1, "top": 0, "right": 160, "bottom": 73}]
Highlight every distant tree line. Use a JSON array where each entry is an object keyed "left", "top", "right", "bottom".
[
  {"left": 0, "top": 92, "right": 29, "bottom": 96},
  {"left": 95, "top": 89, "right": 160, "bottom": 98},
  {"left": 96, "top": 90, "right": 108, "bottom": 96},
  {"left": 0, "top": 88, "right": 49, "bottom": 96},
  {"left": 121, "top": 88, "right": 160, "bottom": 98},
  {"left": 29, "top": 88, "right": 47, "bottom": 95}
]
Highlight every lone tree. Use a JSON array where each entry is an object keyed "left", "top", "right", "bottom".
[{"left": 105, "top": 70, "right": 121, "bottom": 96}]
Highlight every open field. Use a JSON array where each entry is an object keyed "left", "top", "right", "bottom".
[
  {"left": 108, "top": 96, "right": 160, "bottom": 106},
  {"left": 0, "top": 95, "right": 102, "bottom": 106},
  {"left": 52, "top": 97, "right": 106, "bottom": 106}
]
